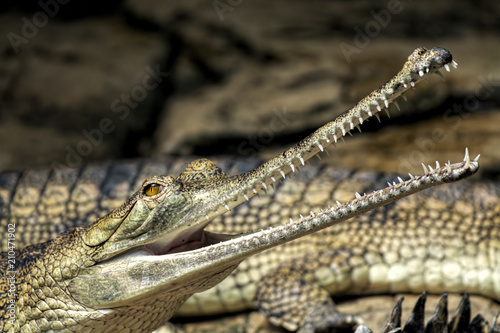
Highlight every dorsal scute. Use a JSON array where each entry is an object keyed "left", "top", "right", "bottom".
[{"left": 177, "top": 158, "right": 227, "bottom": 183}]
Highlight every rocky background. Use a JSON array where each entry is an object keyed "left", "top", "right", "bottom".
[{"left": 1, "top": 0, "right": 499, "bottom": 331}]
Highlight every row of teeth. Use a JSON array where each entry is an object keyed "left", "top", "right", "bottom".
[
  {"left": 417, "top": 60, "right": 458, "bottom": 77},
  {"left": 204, "top": 149, "right": 479, "bottom": 253},
  {"left": 296, "top": 148, "right": 478, "bottom": 222},
  {"left": 199, "top": 59, "right": 459, "bottom": 221}
]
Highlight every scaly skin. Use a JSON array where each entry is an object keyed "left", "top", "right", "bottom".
[{"left": 0, "top": 47, "right": 479, "bottom": 333}]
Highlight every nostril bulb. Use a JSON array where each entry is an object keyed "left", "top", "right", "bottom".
[{"left": 430, "top": 47, "right": 453, "bottom": 64}]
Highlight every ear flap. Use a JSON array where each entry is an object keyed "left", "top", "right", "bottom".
[{"left": 82, "top": 193, "right": 139, "bottom": 246}]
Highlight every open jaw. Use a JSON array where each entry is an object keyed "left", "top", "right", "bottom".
[
  {"left": 143, "top": 219, "right": 234, "bottom": 255},
  {"left": 72, "top": 47, "right": 471, "bottom": 309},
  {"left": 135, "top": 47, "right": 461, "bottom": 258}
]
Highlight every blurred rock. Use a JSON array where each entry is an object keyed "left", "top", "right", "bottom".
[
  {"left": 1, "top": 1, "right": 499, "bottom": 174},
  {"left": 0, "top": 14, "right": 168, "bottom": 170}
]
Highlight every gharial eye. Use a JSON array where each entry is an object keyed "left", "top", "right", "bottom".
[{"left": 144, "top": 183, "right": 161, "bottom": 196}]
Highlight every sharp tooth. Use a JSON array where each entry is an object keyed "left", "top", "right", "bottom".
[
  {"left": 435, "top": 161, "right": 440, "bottom": 169},
  {"left": 398, "top": 177, "right": 404, "bottom": 183},
  {"left": 394, "top": 100, "right": 400, "bottom": 111},
  {"left": 224, "top": 204, "right": 230, "bottom": 211},
  {"left": 280, "top": 170, "right": 286, "bottom": 178},
  {"left": 387, "top": 182, "right": 392, "bottom": 187},
  {"left": 261, "top": 182, "right": 267, "bottom": 190},
  {"left": 289, "top": 164, "right": 295, "bottom": 173},
  {"left": 336, "top": 201, "right": 342, "bottom": 208},
  {"left": 473, "top": 154, "right": 481, "bottom": 162},
  {"left": 243, "top": 194, "right": 249, "bottom": 201},
  {"left": 410, "top": 81, "right": 415, "bottom": 88},
  {"left": 318, "top": 143, "right": 324, "bottom": 152},
  {"left": 299, "top": 214, "right": 305, "bottom": 220},
  {"left": 403, "top": 82, "right": 408, "bottom": 88},
  {"left": 252, "top": 188, "right": 257, "bottom": 194},
  {"left": 464, "top": 147, "right": 470, "bottom": 169},
  {"left": 333, "top": 134, "right": 338, "bottom": 143},
  {"left": 349, "top": 122, "right": 354, "bottom": 130},
  {"left": 376, "top": 104, "right": 382, "bottom": 111},
  {"left": 434, "top": 70, "right": 445, "bottom": 81},
  {"left": 355, "top": 192, "right": 362, "bottom": 199},
  {"left": 452, "top": 60, "right": 458, "bottom": 68},
  {"left": 401, "top": 94, "right": 407, "bottom": 102},
  {"left": 289, "top": 218, "right": 294, "bottom": 223},
  {"left": 358, "top": 116, "right": 364, "bottom": 124},
  {"left": 428, "top": 165, "right": 434, "bottom": 172},
  {"left": 384, "top": 99, "right": 389, "bottom": 108},
  {"left": 408, "top": 173, "right": 414, "bottom": 179},
  {"left": 368, "top": 110, "right": 373, "bottom": 116},
  {"left": 419, "top": 70, "right": 424, "bottom": 76},
  {"left": 384, "top": 109, "right": 390, "bottom": 118},
  {"left": 444, "top": 63, "right": 451, "bottom": 72},
  {"left": 375, "top": 113, "right": 381, "bottom": 123},
  {"left": 421, "top": 163, "right": 428, "bottom": 173},
  {"left": 426, "top": 67, "right": 430, "bottom": 73},
  {"left": 299, "top": 157, "right": 305, "bottom": 165},
  {"left": 271, "top": 176, "right": 276, "bottom": 182},
  {"left": 325, "top": 137, "right": 330, "bottom": 143},
  {"left": 341, "top": 127, "right": 346, "bottom": 136},
  {"left": 310, "top": 211, "right": 315, "bottom": 217},
  {"left": 356, "top": 125, "right": 362, "bottom": 133}
]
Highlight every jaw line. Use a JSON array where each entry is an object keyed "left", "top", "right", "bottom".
[{"left": 105, "top": 217, "right": 238, "bottom": 263}]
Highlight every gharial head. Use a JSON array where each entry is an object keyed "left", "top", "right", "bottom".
[
  {"left": 81, "top": 158, "right": 238, "bottom": 262},
  {"left": 80, "top": 47, "right": 457, "bottom": 265}
]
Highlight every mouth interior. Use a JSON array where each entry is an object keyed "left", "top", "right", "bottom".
[{"left": 144, "top": 220, "right": 235, "bottom": 255}]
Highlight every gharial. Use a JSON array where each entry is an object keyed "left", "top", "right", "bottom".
[{"left": 0, "top": 47, "right": 492, "bottom": 333}]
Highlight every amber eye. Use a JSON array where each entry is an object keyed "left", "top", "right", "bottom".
[{"left": 144, "top": 183, "right": 161, "bottom": 196}]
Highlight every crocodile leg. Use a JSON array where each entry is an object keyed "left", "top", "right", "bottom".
[{"left": 255, "top": 263, "right": 362, "bottom": 332}]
